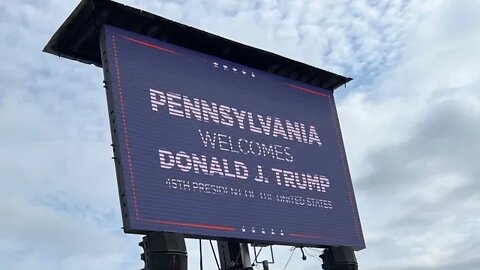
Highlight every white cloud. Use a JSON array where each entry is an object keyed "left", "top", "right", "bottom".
[{"left": 1, "top": 0, "right": 479, "bottom": 269}]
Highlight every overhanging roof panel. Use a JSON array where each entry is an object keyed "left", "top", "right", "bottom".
[{"left": 44, "top": 0, "right": 352, "bottom": 90}]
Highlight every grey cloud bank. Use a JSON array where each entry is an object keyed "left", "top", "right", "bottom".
[{"left": 1, "top": 0, "right": 479, "bottom": 269}]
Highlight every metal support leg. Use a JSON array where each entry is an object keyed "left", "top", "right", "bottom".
[
  {"left": 217, "top": 240, "right": 252, "bottom": 270},
  {"left": 139, "top": 232, "right": 188, "bottom": 270}
]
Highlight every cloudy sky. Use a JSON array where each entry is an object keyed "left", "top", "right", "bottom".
[{"left": 1, "top": 0, "right": 479, "bottom": 269}]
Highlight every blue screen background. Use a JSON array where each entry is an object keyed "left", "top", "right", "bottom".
[{"left": 102, "top": 25, "right": 365, "bottom": 250}]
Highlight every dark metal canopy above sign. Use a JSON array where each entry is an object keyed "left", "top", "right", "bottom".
[{"left": 43, "top": 0, "right": 352, "bottom": 91}]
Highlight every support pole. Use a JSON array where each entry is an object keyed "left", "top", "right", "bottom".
[
  {"left": 320, "top": 246, "right": 357, "bottom": 270},
  {"left": 199, "top": 239, "right": 203, "bottom": 270},
  {"left": 217, "top": 240, "right": 252, "bottom": 270},
  {"left": 139, "top": 232, "right": 188, "bottom": 270},
  {"left": 261, "top": 260, "right": 269, "bottom": 270}
]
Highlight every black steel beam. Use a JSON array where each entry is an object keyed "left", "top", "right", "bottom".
[{"left": 44, "top": 0, "right": 352, "bottom": 91}]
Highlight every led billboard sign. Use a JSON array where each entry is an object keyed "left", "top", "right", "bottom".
[{"left": 101, "top": 25, "right": 365, "bottom": 250}]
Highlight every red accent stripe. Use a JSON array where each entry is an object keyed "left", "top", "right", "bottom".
[
  {"left": 286, "top": 83, "right": 331, "bottom": 97},
  {"left": 286, "top": 82, "right": 363, "bottom": 242},
  {"left": 327, "top": 98, "right": 363, "bottom": 241},
  {"left": 112, "top": 35, "right": 140, "bottom": 220},
  {"left": 289, "top": 233, "right": 333, "bottom": 240},
  {"left": 113, "top": 32, "right": 363, "bottom": 242},
  {"left": 143, "top": 219, "right": 236, "bottom": 231},
  {"left": 120, "top": 35, "right": 181, "bottom": 55}
]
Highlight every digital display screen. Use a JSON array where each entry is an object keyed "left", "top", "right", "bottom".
[{"left": 101, "top": 25, "right": 365, "bottom": 250}]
